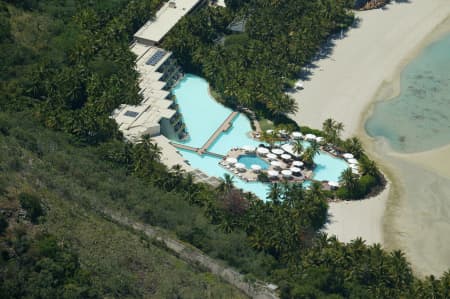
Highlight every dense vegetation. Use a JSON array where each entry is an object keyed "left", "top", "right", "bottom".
[
  {"left": 1, "top": 0, "right": 449, "bottom": 298},
  {"left": 163, "top": 0, "right": 355, "bottom": 120}
]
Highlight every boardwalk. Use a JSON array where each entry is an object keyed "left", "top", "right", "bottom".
[
  {"left": 199, "top": 111, "right": 238, "bottom": 154},
  {"left": 171, "top": 111, "right": 238, "bottom": 157}
]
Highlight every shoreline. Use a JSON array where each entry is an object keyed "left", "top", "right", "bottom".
[{"left": 292, "top": 0, "right": 450, "bottom": 275}]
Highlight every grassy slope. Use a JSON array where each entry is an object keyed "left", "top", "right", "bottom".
[{"left": 0, "top": 113, "right": 247, "bottom": 298}]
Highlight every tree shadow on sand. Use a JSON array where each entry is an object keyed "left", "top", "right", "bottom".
[{"left": 298, "top": 18, "right": 362, "bottom": 82}]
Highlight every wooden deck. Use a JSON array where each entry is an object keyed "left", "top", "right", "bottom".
[
  {"left": 198, "top": 111, "right": 238, "bottom": 154},
  {"left": 170, "top": 111, "right": 238, "bottom": 158}
]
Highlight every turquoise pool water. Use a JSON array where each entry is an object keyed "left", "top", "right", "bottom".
[
  {"left": 238, "top": 155, "right": 270, "bottom": 170},
  {"left": 172, "top": 74, "right": 232, "bottom": 148},
  {"left": 366, "top": 32, "right": 450, "bottom": 153},
  {"left": 171, "top": 74, "right": 349, "bottom": 200},
  {"left": 313, "top": 152, "right": 349, "bottom": 182}
]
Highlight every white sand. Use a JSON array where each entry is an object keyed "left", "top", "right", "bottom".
[
  {"left": 291, "top": 0, "right": 450, "bottom": 138},
  {"left": 292, "top": 0, "right": 450, "bottom": 246}
]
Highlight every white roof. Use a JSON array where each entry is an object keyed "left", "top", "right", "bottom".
[{"left": 134, "top": 0, "right": 202, "bottom": 44}]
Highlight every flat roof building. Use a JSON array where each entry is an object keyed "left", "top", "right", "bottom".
[{"left": 134, "top": 0, "right": 205, "bottom": 45}]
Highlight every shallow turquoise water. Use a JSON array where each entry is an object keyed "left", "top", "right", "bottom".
[
  {"left": 171, "top": 74, "right": 349, "bottom": 200},
  {"left": 366, "top": 33, "right": 450, "bottom": 153},
  {"left": 172, "top": 74, "right": 232, "bottom": 148},
  {"left": 313, "top": 152, "right": 349, "bottom": 182},
  {"left": 238, "top": 155, "right": 270, "bottom": 170}
]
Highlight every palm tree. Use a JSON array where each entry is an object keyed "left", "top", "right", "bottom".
[
  {"left": 268, "top": 183, "right": 282, "bottom": 203},
  {"left": 302, "top": 140, "right": 320, "bottom": 167},
  {"left": 359, "top": 157, "right": 380, "bottom": 179},
  {"left": 292, "top": 139, "right": 304, "bottom": 156},
  {"left": 344, "top": 137, "right": 364, "bottom": 158},
  {"left": 216, "top": 173, "right": 235, "bottom": 194},
  {"left": 339, "top": 168, "right": 359, "bottom": 198}
]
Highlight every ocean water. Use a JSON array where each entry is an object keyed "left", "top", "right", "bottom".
[{"left": 365, "top": 32, "right": 450, "bottom": 153}]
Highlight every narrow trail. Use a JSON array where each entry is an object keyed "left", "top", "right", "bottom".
[{"left": 102, "top": 209, "right": 279, "bottom": 299}]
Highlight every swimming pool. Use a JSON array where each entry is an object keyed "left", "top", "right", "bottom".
[
  {"left": 170, "top": 74, "right": 350, "bottom": 200},
  {"left": 238, "top": 155, "right": 270, "bottom": 170}
]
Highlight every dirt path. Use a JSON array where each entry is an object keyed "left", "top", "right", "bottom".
[{"left": 102, "top": 209, "right": 279, "bottom": 299}]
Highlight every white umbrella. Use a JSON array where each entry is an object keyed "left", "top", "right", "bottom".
[
  {"left": 281, "top": 170, "right": 292, "bottom": 177},
  {"left": 226, "top": 157, "right": 237, "bottom": 165},
  {"left": 295, "top": 81, "right": 304, "bottom": 89},
  {"left": 235, "top": 162, "right": 246, "bottom": 169},
  {"left": 271, "top": 161, "right": 282, "bottom": 169},
  {"left": 281, "top": 153, "right": 292, "bottom": 160},
  {"left": 351, "top": 168, "right": 360, "bottom": 175},
  {"left": 343, "top": 153, "right": 354, "bottom": 159},
  {"left": 291, "top": 131, "right": 303, "bottom": 139},
  {"left": 290, "top": 167, "right": 301, "bottom": 173},
  {"left": 251, "top": 164, "right": 262, "bottom": 172},
  {"left": 292, "top": 161, "right": 304, "bottom": 167},
  {"left": 279, "top": 129, "right": 288, "bottom": 136},
  {"left": 347, "top": 158, "right": 358, "bottom": 164},
  {"left": 257, "top": 147, "right": 269, "bottom": 155},
  {"left": 268, "top": 170, "right": 279, "bottom": 177},
  {"left": 266, "top": 153, "right": 277, "bottom": 160},
  {"left": 271, "top": 148, "right": 284, "bottom": 155},
  {"left": 316, "top": 136, "right": 325, "bottom": 143},
  {"left": 350, "top": 164, "right": 359, "bottom": 170},
  {"left": 266, "top": 129, "right": 274, "bottom": 134},
  {"left": 328, "top": 181, "right": 340, "bottom": 188},
  {"left": 242, "top": 145, "right": 256, "bottom": 152},
  {"left": 305, "top": 134, "right": 316, "bottom": 140},
  {"left": 281, "top": 143, "right": 295, "bottom": 155}
]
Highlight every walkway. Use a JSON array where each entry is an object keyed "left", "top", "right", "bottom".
[
  {"left": 199, "top": 111, "right": 238, "bottom": 154},
  {"left": 103, "top": 209, "right": 279, "bottom": 299}
]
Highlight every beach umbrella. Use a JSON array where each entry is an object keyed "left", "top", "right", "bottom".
[
  {"left": 268, "top": 170, "right": 279, "bottom": 177},
  {"left": 281, "top": 153, "right": 292, "bottom": 160},
  {"left": 291, "top": 131, "right": 303, "bottom": 139},
  {"left": 281, "top": 170, "right": 292, "bottom": 177},
  {"left": 271, "top": 148, "right": 284, "bottom": 155},
  {"left": 279, "top": 129, "right": 288, "bottom": 136},
  {"left": 242, "top": 145, "right": 256, "bottom": 152},
  {"left": 251, "top": 164, "right": 262, "bottom": 172},
  {"left": 266, "top": 129, "right": 274, "bottom": 134},
  {"left": 271, "top": 161, "right": 282, "bottom": 169},
  {"left": 328, "top": 181, "right": 340, "bottom": 188},
  {"left": 305, "top": 134, "right": 317, "bottom": 140},
  {"left": 235, "top": 162, "right": 246, "bottom": 169},
  {"left": 226, "top": 157, "right": 237, "bottom": 165},
  {"left": 281, "top": 144, "right": 295, "bottom": 155},
  {"left": 266, "top": 153, "right": 278, "bottom": 160},
  {"left": 257, "top": 147, "right": 269, "bottom": 155},
  {"left": 347, "top": 158, "right": 358, "bottom": 164},
  {"left": 343, "top": 153, "right": 354, "bottom": 159},
  {"left": 350, "top": 164, "right": 359, "bottom": 170},
  {"left": 295, "top": 81, "right": 304, "bottom": 89},
  {"left": 351, "top": 168, "right": 360, "bottom": 175},
  {"left": 316, "top": 136, "right": 325, "bottom": 143},
  {"left": 292, "top": 161, "right": 304, "bottom": 167},
  {"left": 290, "top": 167, "right": 301, "bottom": 173}
]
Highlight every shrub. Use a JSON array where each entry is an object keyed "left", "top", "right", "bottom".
[{"left": 19, "top": 193, "right": 44, "bottom": 223}]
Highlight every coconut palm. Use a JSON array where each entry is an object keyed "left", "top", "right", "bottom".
[
  {"left": 359, "top": 157, "right": 380, "bottom": 179},
  {"left": 339, "top": 168, "right": 359, "bottom": 197},
  {"left": 216, "top": 173, "right": 235, "bottom": 194},
  {"left": 344, "top": 137, "right": 364, "bottom": 158},
  {"left": 292, "top": 139, "right": 304, "bottom": 156}
]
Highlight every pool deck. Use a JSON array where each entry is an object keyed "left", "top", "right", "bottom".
[{"left": 221, "top": 148, "right": 312, "bottom": 183}]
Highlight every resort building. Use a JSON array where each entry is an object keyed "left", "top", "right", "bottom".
[
  {"left": 112, "top": 43, "right": 186, "bottom": 142},
  {"left": 134, "top": 0, "right": 206, "bottom": 45},
  {"left": 113, "top": 0, "right": 209, "bottom": 142}
]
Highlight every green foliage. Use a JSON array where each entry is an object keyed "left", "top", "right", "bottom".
[
  {"left": 0, "top": 214, "right": 8, "bottom": 234},
  {"left": 19, "top": 192, "right": 44, "bottom": 223},
  {"left": 163, "top": 0, "right": 355, "bottom": 118}
]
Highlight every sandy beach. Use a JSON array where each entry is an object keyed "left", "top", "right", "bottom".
[{"left": 292, "top": 0, "right": 450, "bottom": 276}]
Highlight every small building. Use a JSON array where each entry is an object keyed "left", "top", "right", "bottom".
[{"left": 134, "top": 0, "right": 206, "bottom": 45}]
